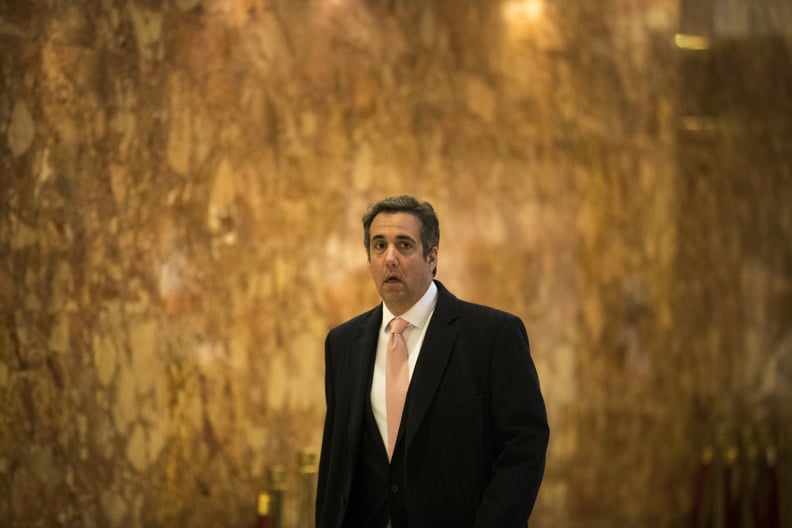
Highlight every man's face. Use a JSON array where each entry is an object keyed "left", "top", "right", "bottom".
[{"left": 368, "top": 212, "right": 437, "bottom": 316}]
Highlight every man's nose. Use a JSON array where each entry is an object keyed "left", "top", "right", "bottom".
[{"left": 384, "top": 245, "right": 399, "bottom": 264}]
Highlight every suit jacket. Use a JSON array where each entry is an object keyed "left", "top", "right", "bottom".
[{"left": 316, "top": 281, "right": 549, "bottom": 527}]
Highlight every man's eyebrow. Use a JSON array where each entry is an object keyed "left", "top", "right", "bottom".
[
  {"left": 370, "top": 234, "right": 415, "bottom": 240},
  {"left": 369, "top": 234, "right": 417, "bottom": 245}
]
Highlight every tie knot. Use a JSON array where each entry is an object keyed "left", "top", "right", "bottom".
[{"left": 390, "top": 317, "right": 409, "bottom": 335}]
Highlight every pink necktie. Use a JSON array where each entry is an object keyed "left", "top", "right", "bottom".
[{"left": 386, "top": 317, "right": 410, "bottom": 460}]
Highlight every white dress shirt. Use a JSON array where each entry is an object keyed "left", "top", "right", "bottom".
[{"left": 370, "top": 280, "right": 438, "bottom": 451}]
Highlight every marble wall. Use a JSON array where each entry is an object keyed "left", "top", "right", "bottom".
[{"left": 1, "top": 0, "right": 790, "bottom": 526}]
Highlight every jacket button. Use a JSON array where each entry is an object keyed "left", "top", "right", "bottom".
[{"left": 390, "top": 485, "right": 399, "bottom": 494}]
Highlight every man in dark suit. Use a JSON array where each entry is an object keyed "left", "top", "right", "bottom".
[{"left": 317, "top": 195, "right": 549, "bottom": 527}]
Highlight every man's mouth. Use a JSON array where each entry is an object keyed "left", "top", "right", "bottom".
[{"left": 385, "top": 276, "right": 401, "bottom": 283}]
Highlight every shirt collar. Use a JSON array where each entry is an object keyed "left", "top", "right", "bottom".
[{"left": 381, "top": 280, "right": 439, "bottom": 331}]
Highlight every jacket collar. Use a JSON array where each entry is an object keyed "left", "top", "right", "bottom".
[
  {"left": 348, "top": 281, "right": 462, "bottom": 455},
  {"left": 403, "top": 281, "right": 461, "bottom": 450}
]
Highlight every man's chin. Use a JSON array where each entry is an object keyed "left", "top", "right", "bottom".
[{"left": 379, "top": 283, "right": 406, "bottom": 303}]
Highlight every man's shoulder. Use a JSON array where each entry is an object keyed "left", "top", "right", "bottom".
[
  {"left": 328, "top": 304, "right": 380, "bottom": 337},
  {"left": 436, "top": 282, "right": 514, "bottom": 317},
  {"left": 456, "top": 297, "right": 520, "bottom": 324}
]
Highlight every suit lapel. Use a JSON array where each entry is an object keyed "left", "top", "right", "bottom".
[
  {"left": 345, "top": 305, "right": 382, "bottom": 447},
  {"left": 402, "top": 282, "right": 460, "bottom": 451}
]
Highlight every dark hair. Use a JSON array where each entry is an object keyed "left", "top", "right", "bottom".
[{"left": 362, "top": 195, "right": 440, "bottom": 275}]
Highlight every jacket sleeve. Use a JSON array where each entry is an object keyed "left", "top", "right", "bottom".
[
  {"left": 474, "top": 315, "right": 549, "bottom": 527},
  {"left": 315, "top": 332, "right": 336, "bottom": 527}
]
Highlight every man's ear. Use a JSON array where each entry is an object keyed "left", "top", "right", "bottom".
[{"left": 427, "top": 247, "right": 438, "bottom": 270}]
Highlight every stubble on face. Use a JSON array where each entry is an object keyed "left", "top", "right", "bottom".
[{"left": 368, "top": 212, "right": 436, "bottom": 315}]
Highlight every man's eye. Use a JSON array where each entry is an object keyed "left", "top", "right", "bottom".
[
  {"left": 399, "top": 241, "right": 413, "bottom": 250},
  {"left": 373, "top": 241, "right": 386, "bottom": 250}
]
